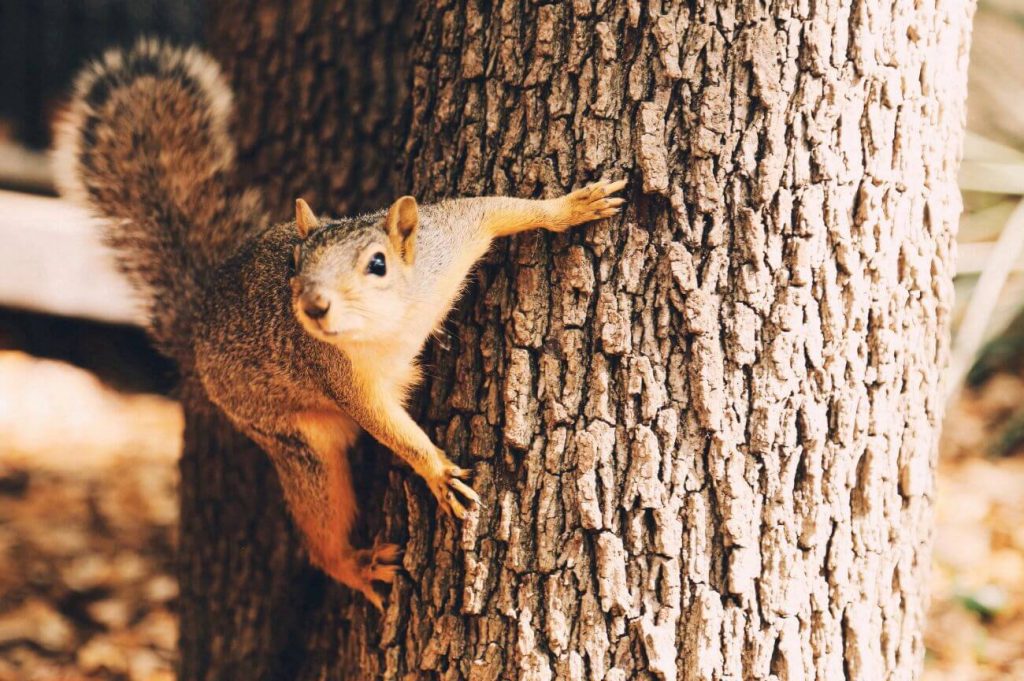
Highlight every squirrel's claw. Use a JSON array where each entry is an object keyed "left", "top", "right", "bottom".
[
  {"left": 369, "top": 540, "right": 403, "bottom": 565},
  {"left": 450, "top": 477, "right": 480, "bottom": 504},
  {"left": 365, "top": 588, "right": 385, "bottom": 613},
  {"left": 583, "top": 178, "right": 627, "bottom": 198},
  {"left": 428, "top": 461, "right": 480, "bottom": 520},
  {"left": 554, "top": 179, "right": 628, "bottom": 231},
  {"left": 443, "top": 477, "right": 480, "bottom": 519},
  {"left": 446, "top": 491, "right": 468, "bottom": 520}
]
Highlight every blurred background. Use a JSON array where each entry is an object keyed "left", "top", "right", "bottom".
[
  {"left": 0, "top": 1, "right": 1023, "bottom": 680},
  {"left": 0, "top": 4, "right": 194, "bottom": 681}
]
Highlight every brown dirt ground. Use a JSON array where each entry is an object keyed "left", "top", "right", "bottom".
[{"left": 0, "top": 351, "right": 180, "bottom": 681}]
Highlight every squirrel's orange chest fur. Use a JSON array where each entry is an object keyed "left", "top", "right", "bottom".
[{"left": 342, "top": 336, "right": 425, "bottom": 404}]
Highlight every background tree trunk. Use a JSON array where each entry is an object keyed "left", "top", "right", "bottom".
[{"left": 184, "top": 1, "right": 975, "bottom": 679}]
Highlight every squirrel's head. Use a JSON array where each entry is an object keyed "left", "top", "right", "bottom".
[{"left": 289, "top": 196, "right": 418, "bottom": 347}]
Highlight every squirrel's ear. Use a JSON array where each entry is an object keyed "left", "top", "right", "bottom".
[
  {"left": 295, "top": 198, "right": 318, "bottom": 239},
  {"left": 385, "top": 196, "right": 418, "bottom": 264}
]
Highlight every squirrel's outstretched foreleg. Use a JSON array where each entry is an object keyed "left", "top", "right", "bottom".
[{"left": 479, "top": 179, "right": 627, "bottom": 238}]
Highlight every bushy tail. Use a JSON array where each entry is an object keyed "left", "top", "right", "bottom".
[{"left": 54, "top": 39, "right": 266, "bottom": 361}]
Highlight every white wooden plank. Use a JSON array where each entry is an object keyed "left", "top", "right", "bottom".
[{"left": 0, "top": 190, "right": 142, "bottom": 325}]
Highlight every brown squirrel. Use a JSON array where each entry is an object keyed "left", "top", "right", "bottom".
[{"left": 55, "top": 40, "right": 626, "bottom": 609}]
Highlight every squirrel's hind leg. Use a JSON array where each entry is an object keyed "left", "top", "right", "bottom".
[{"left": 256, "top": 411, "right": 401, "bottom": 610}]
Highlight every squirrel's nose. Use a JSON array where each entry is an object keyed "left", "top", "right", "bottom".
[{"left": 301, "top": 291, "right": 331, "bottom": 320}]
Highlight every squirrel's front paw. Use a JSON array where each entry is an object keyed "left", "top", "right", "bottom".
[
  {"left": 551, "top": 178, "right": 627, "bottom": 231},
  {"left": 425, "top": 458, "right": 480, "bottom": 520}
]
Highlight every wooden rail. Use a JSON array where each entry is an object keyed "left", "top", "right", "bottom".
[{"left": 0, "top": 190, "right": 141, "bottom": 325}]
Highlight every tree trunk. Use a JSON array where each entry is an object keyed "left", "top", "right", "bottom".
[{"left": 184, "top": 1, "right": 974, "bottom": 680}]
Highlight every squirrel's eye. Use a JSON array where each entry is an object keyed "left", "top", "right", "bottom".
[{"left": 367, "top": 252, "right": 387, "bottom": 276}]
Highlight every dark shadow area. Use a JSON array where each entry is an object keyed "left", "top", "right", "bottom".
[
  {"left": 0, "top": 0, "right": 203, "bottom": 151},
  {"left": 0, "top": 307, "right": 175, "bottom": 394}
]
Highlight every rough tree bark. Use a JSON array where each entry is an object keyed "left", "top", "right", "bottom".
[{"left": 182, "top": 1, "right": 974, "bottom": 680}]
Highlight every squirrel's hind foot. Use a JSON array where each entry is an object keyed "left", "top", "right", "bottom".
[
  {"left": 331, "top": 542, "right": 403, "bottom": 611},
  {"left": 354, "top": 542, "right": 403, "bottom": 583}
]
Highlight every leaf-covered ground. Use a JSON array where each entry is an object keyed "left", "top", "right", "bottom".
[
  {"left": 925, "top": 373, "right": 1024, "bottom": 680},
  {"left": 0, "top": 351, "right": 180, "bottom": 681}
]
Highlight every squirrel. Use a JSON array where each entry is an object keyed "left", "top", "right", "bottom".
[{"left": 55, "top": 40, "right": 627, "bottom": 609}]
